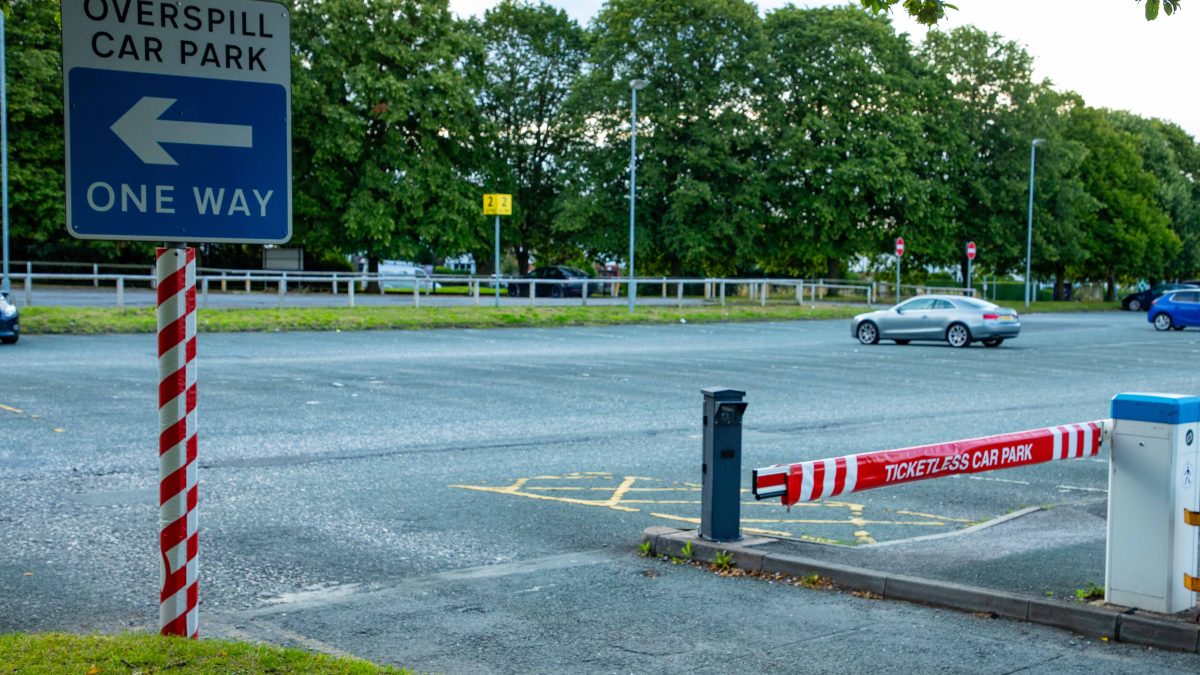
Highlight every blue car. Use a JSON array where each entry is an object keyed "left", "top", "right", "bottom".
[
  {"left": 0, "top": 292, "right": 17, "bottom": 344},
  {"left": 1148, "top": 289, "right": 1200, "bottom": 331}
]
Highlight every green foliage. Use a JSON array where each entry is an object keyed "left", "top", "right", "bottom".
[
  {"left": 558, "top": 0, "right": 768, "bottom": 276},
  {"left": 1075, "top": 581, "right": 1104, "bottom": 601},
  {"left": 760, "top": 6, "right": 944, "bottom": 277},
  {"left": 1141, "top": 0, "right": 1181, "bottom": 20},
  {"left": 2, "top": 0, "right": 1196, "bottom": 291},
  {"left": 678, "top": 541, "right": 694, "bottom": 560},
  {"left": 713, "top": 550, "right": 735, "bottom": 571},
  {"left": 466, "top": 1, "right": 587, "bottom": 273},
  {"left": 1066, "top": 107, "right": 1178, "bottom": 298},
  {"left": 290, "top": 0, "right": 484, "bottom": 268},
  {"left": 858, "top": 0, "right": 1177, "bottom": 25},
  {"left": 638, "top": 540, "right": 653, "bottom": 557}
]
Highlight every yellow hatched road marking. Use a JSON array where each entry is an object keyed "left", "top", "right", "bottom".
[{"left": 451, "top": 473, "right": 967, "bottom": 542}]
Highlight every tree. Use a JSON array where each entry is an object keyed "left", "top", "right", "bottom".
[
  {"left": 557, "top": 0, "right": 768, "bottom": 276},
  {"left": 1065, "top": 106, "right": 1177, "bottom": 298},
  {"left": 290, "top": 0, "right": 483, "bottom": 274},
  {"left": 760, "top": 6, "right": 950, "bottom": 278},
  {"left": 1154, "top": 121, "right": 1200, "bottom": 278},
  {"left": 920, "top": 28, "right": 1094, "bottom": 296},
  {"left": 5, "top": 0, "right": 139, "bottom": 262},
  {"left": 466, "top": 1, "right": 587, "bottom": 273},
  {"left": 1108, "top": 112, "right": 1200, "bottom": 280}
]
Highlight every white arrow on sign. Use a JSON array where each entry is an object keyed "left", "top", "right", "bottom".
[{"left": 110, "top": 97, "right": 253, "bottom": 166}]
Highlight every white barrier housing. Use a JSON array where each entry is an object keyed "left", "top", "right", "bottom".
[{"left": 1107, "top": 393, "right": 1200, "bottom": 613}]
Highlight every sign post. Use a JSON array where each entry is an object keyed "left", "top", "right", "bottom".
[
  {"left": 966, "top": 241, "right": 976, "bottom": 291},
  {"left": 483, "top": 194, "right": 512, "bottom": 308},
  {"left": 894, "top": 237, "right": 905, "bottom": 303},
  {"left": 62, "top": 0, "right": 292, "bottom": 638}
]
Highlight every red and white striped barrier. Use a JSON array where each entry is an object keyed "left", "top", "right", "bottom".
[
  {"left": 753, "top": 420, "right": 1110, "bottom": 506},
  {"left": 156, "top": 247, "right": 199, "bottom": 638}
]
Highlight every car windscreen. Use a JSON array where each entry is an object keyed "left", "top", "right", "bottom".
[{"left": 952, "top": 297, "right": 998, "bottom": 310}]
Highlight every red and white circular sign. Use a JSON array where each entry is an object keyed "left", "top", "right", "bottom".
[
  {"left": 895, "top": 237, "right": 905, "bottom": 257},
  {"left": 966, "top": 241, "right": 976, "bottom": 261}
]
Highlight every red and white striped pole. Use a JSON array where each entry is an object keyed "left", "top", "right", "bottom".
[{"left": 156, "top": 247, "right": 198, "bottom": 637}]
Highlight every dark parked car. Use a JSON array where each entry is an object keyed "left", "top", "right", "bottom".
[
  {"left": 1148, "top": 290, "right": 1200, "bottom": 331},
  {"left": 508, "top": 266, "right": 599, "bottom": 298},
  {"left": 1121, "top": 283, "right": 1199, "bottom": 311},
  {"left": 0, "top": 292, "right": 18, "bottom": 344}
]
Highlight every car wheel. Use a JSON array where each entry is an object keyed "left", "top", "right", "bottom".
[
  {"left": 982, "top": 338, "right": 1004, "bottom": 348},
  {"left": 550, "top": 285, "right": 563, "bottom": 298},
  {"left": 946, "top": 323, "right": 971, "bottom": 348},
  {"left": 856, "top": 321, "right": 880, "bottom": 345},
  {"left": 1153, "top": 313, "right": 1173, "bottom": 331},
  {"left": 1, "top": 335, "right": 17, "bottom": 345},
  {"left": 894, "top": 339, "right": 910, "bottom": 345},
  {"left": 1129, "top": 298, "right": 1142, "bottom": 312}
]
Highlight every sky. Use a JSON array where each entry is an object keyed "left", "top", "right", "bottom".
[{"left": 449, "top": 0, "right": 1200, "bottom": 139}]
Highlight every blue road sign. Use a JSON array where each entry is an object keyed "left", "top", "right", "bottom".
[
  {"left": 67, "top": 69, "right": 288, "bottom": 242},
  {"left": 62, "top": 0, "right": 291, "bottom": 244}
]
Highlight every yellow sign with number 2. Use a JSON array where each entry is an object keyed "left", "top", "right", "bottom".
[{"left": 482, "top": 194, "right": 512, "bottom": 216}]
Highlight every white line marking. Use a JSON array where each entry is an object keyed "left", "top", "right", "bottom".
[{"left": 1057, "top": 484, "right": 1107, "bottom": 493}]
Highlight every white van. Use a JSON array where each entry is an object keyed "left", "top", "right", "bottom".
[{"left": 378, "top": 261, "right": 439, "bottom": 292}]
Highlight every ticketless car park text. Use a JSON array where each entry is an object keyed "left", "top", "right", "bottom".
[{"left": 884, "top": 444, "right": 1035, "bottom": 482}]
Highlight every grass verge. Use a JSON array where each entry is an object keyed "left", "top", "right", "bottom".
[
  {"left": 15, "top": 300, "right": 1120, "bottom": 335},
  {"left": 18, "top": 303, "right": 864, "bottom": 334},
  {"left": 0, "top": 632, "right": 408, "bottom": 674}
]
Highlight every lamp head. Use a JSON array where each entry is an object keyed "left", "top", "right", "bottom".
[
  {"left": 630, "top": 79, "right": 650, "bottom": 91},
  {"left": 1032, "top": 138, "right": 1046, "bottom": 147}
]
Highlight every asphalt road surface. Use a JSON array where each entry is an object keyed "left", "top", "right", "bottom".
[{"left": 3, "top": 312, "right": 1199, "bottom": 672}]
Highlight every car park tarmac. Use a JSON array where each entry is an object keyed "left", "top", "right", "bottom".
[{"left": 3, "top": 312, "right": 1200, "bottom": 671}]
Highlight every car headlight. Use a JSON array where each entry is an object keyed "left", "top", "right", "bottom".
[{"left": 0, "top": 303, "right": 15, "bottom": 319}]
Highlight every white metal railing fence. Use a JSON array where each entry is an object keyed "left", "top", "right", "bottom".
[{"left": 17, "top": 266, "right": 1080, "bottom": 311}]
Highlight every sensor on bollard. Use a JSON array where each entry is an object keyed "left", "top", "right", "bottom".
[
  {"left": 1106, "top": 393, "right": 1200, "bottom": 613},
  {"left": 701, "top": 388, "right": 747, "bottom": 542}
]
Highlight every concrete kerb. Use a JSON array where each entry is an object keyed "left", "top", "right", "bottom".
[{"left": 641, "top": 527, "right": 1200, "bottom": 653}]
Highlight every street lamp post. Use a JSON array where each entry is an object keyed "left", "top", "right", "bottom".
[
  {"left": 628, "top": 79, "right": 649, "bottom": 314},
  {"left": 1025, "top": 138, "right": 1045, "bottom": 307},
  {"left": 1, "top": 11, "right": 9, "bottom": 297}
]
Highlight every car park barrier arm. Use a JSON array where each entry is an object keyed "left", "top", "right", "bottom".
[{"left": 753, "top": 419, "right": 1111, "bottom": 506}]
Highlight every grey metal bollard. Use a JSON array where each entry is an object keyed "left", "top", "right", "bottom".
[{"left": 701, "top": 387, "right": 748, "bottom": 542}]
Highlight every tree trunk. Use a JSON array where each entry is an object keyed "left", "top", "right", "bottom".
[
  {"left": 1106, "top": 272, "right": 1117, "bottom": 302},
  {"left": 825, "top": 257, "right": 841, "bottom": 280},
  {"left": 1053, "top": 266, "right": 1066, "bottom": 301},
  {"left": 516, "top": 246, "right": 530, "bottom": 276},
  {"left": 368, "top": 255, "right": 381, "bottom": 294}
]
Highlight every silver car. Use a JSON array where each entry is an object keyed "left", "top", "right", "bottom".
[{"left": 851, "top": 295, "right": 1020, "bottom": 348}]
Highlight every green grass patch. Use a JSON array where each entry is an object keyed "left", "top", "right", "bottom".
[
  {"left": 16, "top": 299, "right": 1121, "bottom": 336},
  {"left": 0, "top": 632, "right": 408, "bottom": 674},
  {"left": 19, "top": 303, "right": 865, "bottom": 335}
]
